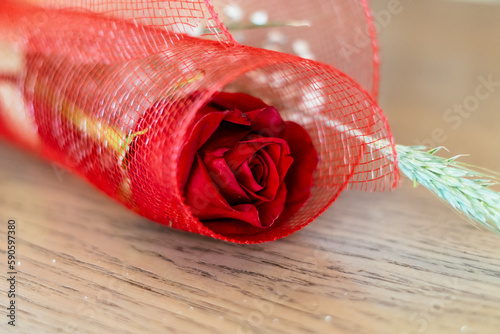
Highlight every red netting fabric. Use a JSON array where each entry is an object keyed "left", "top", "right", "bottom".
[{"left": 0, "top": 0, "right": 399, "bottom": 243}]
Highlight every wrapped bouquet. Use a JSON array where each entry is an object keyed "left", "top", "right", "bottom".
[{"left": 0, "top": 0, "right": 498, "bottom": 243}]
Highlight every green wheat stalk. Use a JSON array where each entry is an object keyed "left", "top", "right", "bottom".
[
  {"left": 396, "top": 145, "right": 500, "bottom": 233},
  {"left": 322, "top": 116, "right": 500, "bottom": 234}
]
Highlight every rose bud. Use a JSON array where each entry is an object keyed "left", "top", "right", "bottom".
[{"left": 130, "top": 92, "right": 318, "bottom": 238}]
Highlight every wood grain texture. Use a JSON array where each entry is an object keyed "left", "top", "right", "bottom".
[{"left": 1, "top": 0, "right": 500, "bottom": 333}]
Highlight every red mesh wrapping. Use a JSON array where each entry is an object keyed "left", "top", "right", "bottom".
[{"left": 0, "top": 0, "right": 399, "bottom": 243}]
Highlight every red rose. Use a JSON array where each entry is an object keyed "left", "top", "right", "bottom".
[
  {"left": 177, "top": 92, "right": 318, "bottom": 235},
  {"left": 129, "top": 91, "right": 318, "bottom": 238}
]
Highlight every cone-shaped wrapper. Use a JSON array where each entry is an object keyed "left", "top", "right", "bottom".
[{"left": 0, "top": 0, "right": 398, "bottom": 243}]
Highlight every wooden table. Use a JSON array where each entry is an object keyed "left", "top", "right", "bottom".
[{"left": 1, "top": 1, "right": 500, "bottom": 333}]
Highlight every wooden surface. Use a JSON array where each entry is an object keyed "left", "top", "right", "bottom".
[{"left": 1, "top": 0, "right": 500, "bottom": 333}]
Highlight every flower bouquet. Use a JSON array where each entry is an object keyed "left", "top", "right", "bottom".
[{"left": 0, "top": 0, "right": 498, "bottom": 243}]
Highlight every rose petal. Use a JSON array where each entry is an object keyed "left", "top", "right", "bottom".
[
  {"left": 210, "top": 92, "right": 269, "bottom": 112},
  {"left": 249, "top": 154, "right": 266, "bottom": 183},
  {"left": 234, "top": 159, "right": 263, "bottom": 193},
  {"left": 245, "top": 106, "right": 285, "bottom": 137},
  {"left": 263, "top": 141, "right": 293, "bottom": 183},
  {"left": 256, "top": 183, "right": 287, "bottom": 226},
  {"left": 184, "top": 154, "right": 263, "bottom": 227},
  {"left": 251, "top": 149, "right": 280, "bottom": 200},
  {"left": 179, "top": 108, "right": 251, "bottom": 189},
  {"left": 224, "top": 137, "right": 288, "bottom": 170},
  {"left": 280, "top": 121, "right": 318, "bottom": 210},
  {"left": 202, "top": 148, "right": 251, "bottom": 205},
  {"left": 199, "top": 120, "right": 249, "bottom": 153}
]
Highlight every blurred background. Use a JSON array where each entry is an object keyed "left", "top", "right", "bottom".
[{"left": 372, "top": 0, "right": 500, "bottom": 172}]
